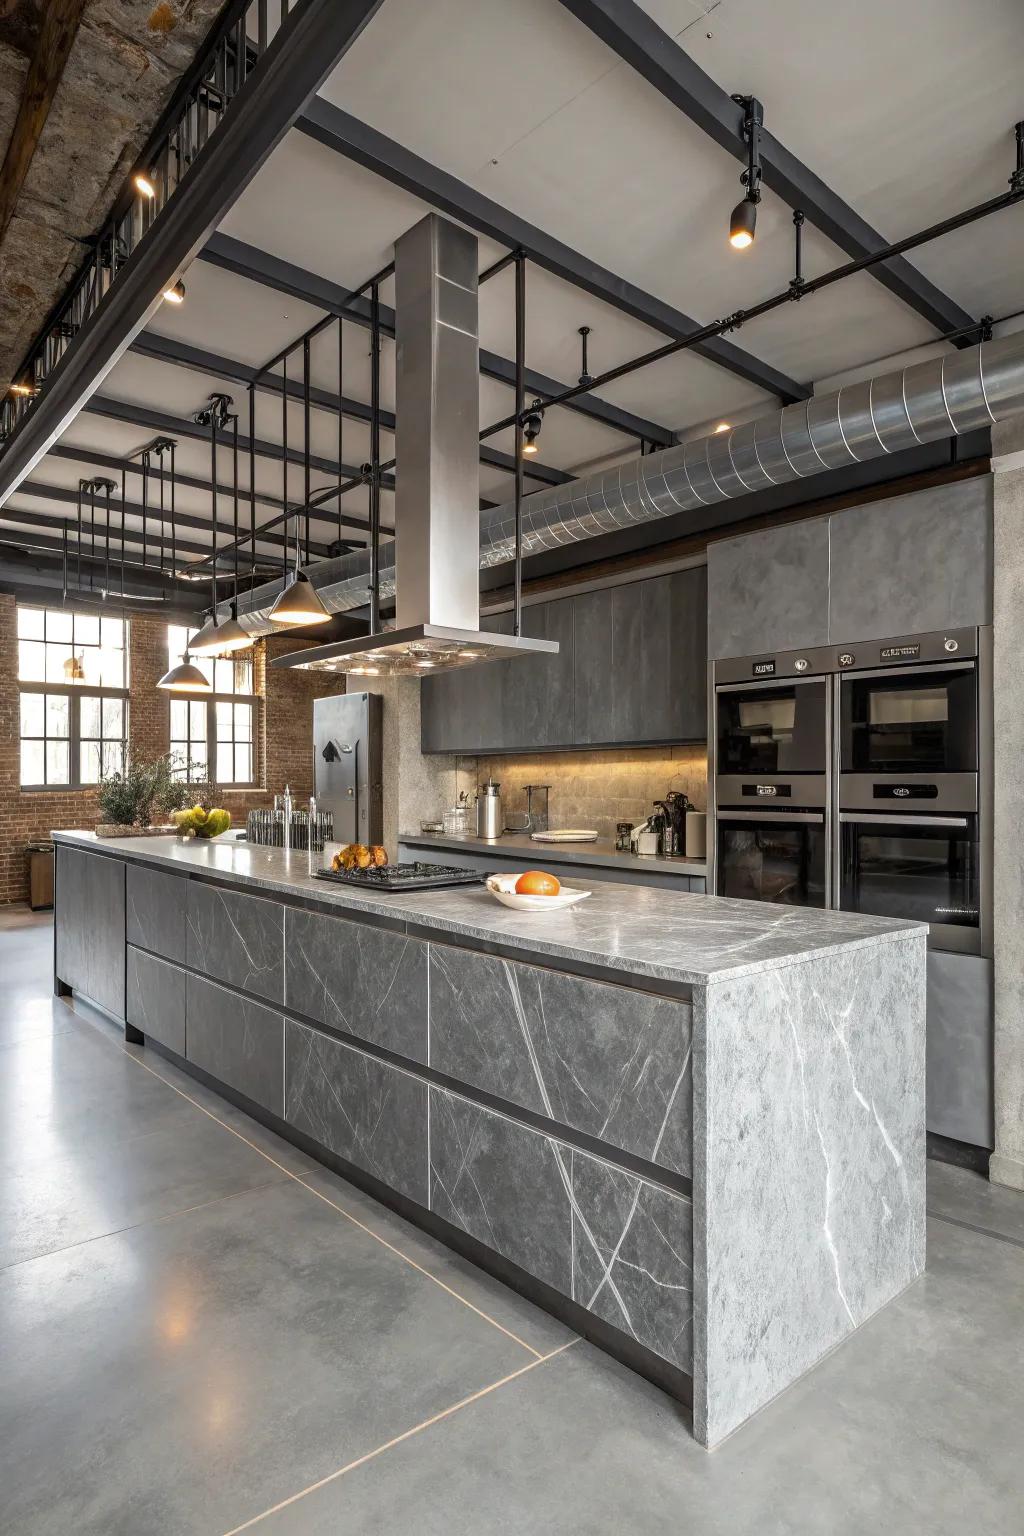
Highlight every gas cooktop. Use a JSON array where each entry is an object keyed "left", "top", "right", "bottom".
[{"left": 314, "top": 861, "right": 484, "bottom": 893}]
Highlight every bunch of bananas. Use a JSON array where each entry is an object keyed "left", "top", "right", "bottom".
[
  {"left": 331, "top": 843, "right": 388, "bottom": 871},
  {"left": 173, "top": 805, "right": 232, "bottom": 839}
]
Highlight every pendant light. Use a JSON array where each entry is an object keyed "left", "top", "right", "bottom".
[
  {"left": 198, "top": 412, "right": 253, "bottom": 652},
  {"left": 157, "top": 655, "right": 212, "bottom": 692},
  {"left": 728, "top": 95, "right": 763, "bottom": 250}
]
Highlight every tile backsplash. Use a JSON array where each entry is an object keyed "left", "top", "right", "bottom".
[{"left": 455, "top": 746, "right": 707, "bottom": 840}]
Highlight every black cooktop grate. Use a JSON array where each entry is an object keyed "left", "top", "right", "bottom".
[{"left": 314, "top": 862, "right": 484, "bottom": 893}]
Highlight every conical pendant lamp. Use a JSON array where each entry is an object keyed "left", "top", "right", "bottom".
[
  {"left": 157, "top": 654, "right": 212, "bottom": 692},
  {"left": 269, "top": 569, "right": 331, "bottom": 626}
]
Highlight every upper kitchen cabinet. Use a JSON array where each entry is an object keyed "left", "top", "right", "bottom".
[
  {"left": 827, "top": 476, "right": 993, "bottom": 641},
  {"left": 707, "top": 519, "right": 830, "bottom": 660},
  {"left": 574, "top": 568, "right": 707, "bottom": 747},
  {"left": 420, "top": 569, "right": 707, "bottom": 753}
]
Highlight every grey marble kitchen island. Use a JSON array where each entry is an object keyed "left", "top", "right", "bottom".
[{"left": 51, "top": 830, "right": 926, "bottom": 1447}]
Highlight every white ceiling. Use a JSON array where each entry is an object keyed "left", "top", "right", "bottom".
[{"left": 14, "top": 0, "right": 1023, "bottom": 569}]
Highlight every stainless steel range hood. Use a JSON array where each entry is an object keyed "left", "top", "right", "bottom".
[{"left": 271, "top": 214, "right": 557, "bottom": 676}]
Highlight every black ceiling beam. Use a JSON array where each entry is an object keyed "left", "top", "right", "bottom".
[
  {"left": 0, "top": 507, "right": 266, "bottom": 567},
  {"left": 293, "top": 97, "right": 807, "bottom": 402},
  {"left": 556, "top": 0, "right": 975, "bottom": 338},
  {"left": 129, "top": 331, "right": 573, "bottom": 488},
  {"left": 201, "top": 232, "right": 678, "bottom": 446},
  {"left": 13, "top": 479, "right": 331, "bottom": 559},
  {"left": 47, "top": 441, "right": 292, "bottom": 519},
  {"left": 0, "top": 0, "right": 387, "bottom": 507}
]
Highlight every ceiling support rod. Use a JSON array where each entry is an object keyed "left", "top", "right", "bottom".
[{"left": 513, "top": 253, "right": 525, "bottom": 639}]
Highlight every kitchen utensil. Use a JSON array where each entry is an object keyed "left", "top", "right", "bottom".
[
  {"left": 485, "top": 873, "right": 591, "bottom": 911},
  {"left": 524, "top": 784, "right": 551, "bottom": 833},
  {"left": 615, "top": 821, "right": 633, "bottom": 852},
  {"left": 504, "top": 812, "right": 531, "bottom": 832},
  {"left": 476, "top": 778, "right": 504, "bottom": 840},
  {"left": 530, "top": 829, "right": 598, "bottom": 843},
  {"left": 685, "top": 810, "right": 707, "bottom": 859},
  {"left": 443, "top": 790, "right": 471, "bottom": 836}
]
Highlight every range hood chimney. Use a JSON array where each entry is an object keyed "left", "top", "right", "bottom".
[{"left": 272, "top": 213, "right": 557, "bottom": 677}]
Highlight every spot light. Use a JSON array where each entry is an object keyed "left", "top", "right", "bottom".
[
  {"left": 728, "top": 94, "right": 763, "bottom": 250},
  {"left": 728, "top": 197, "right": 757, "bottom": 250},
  {"left": 10, "top": 381, "right": 34, "bottom": 396},
  {"left": 521, "top": 402, "right": 543, "bottom": 457},
  {"left": 133, "top": 172, "right": 157, "bottom": 199},
  {"left": 714, "top": 422, "right": 731, "bottom": 434},
  {"left": 162, "top": 279, "right": 186, "bottom": 305}
]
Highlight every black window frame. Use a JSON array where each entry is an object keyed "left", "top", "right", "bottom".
[
  {"left": 19, "top": 682, "right": 130, "bottom": 791},
  {"left": 169, "top": 692, "right": 258, "bottom": 789}
]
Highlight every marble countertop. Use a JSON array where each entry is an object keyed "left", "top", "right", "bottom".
[
  {"left": 398, "top": 829, "right": 708, "bottom": 878},
  {"left": 53, "top": 831, "right": 925, "bottom": 990}
]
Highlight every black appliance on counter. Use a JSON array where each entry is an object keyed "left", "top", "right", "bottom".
[
  {"left": 315, "top": 862, "right": 483, "bottom": 893},
  {"left": 710, "top": 627, "right": 993, "bottom": 1150}
]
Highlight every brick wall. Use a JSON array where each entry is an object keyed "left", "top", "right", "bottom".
[{"left": 0, "top": 594, "right": 342, "bottom": 903}]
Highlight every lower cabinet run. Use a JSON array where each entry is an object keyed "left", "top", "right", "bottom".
[{"left": 186, "top": 973, "right": 284, "bottom": 1118}]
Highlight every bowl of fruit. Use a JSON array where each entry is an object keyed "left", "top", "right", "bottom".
[
  {"left": 485, "top": 869, "right": 591, "bottom": 912},
  {"left": 172, "top": 805, "right": 232, "bottom": 839}
]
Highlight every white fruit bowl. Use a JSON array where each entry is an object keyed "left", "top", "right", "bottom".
[{"left": 485, "top": 873, "right": 592, "bottom": 912}]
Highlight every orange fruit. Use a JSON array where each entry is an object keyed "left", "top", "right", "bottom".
[{"left": 515, "top": 870, "right": 561, "bottom": 897}]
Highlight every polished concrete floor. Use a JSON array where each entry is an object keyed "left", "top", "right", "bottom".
[{"left": 1, "top": 905, "right": 1022, "bottom": 1535}]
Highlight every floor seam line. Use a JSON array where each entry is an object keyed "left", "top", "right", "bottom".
[
  {"left": 121, "top": 1045, "right": 547, "bottom": 1359},
  {"left": 0, "top": 1174, "right": 289, "bottom": 1274},
  {"left": 927, "top": 1208, "right": 1024, "bottom": 1251},
  {"left": 219, "top": 1339, "right": 579, "bottom": 1535}
]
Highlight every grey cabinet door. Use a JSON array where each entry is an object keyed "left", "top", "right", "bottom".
[
  {"left": 55, "top": 846, "right": 125, "bottom": 1018},
  {"left": 419, "top": 611, "right": 510, "bottom": 753},
  {"left": 707, "top": 519, "right": 830, "bottom": 659},
  {"left": 827, "top": 476, "right": 993, "bottom": 642},
  {"left": 187, "top": 973, "right": 284, "bottom": 1116},
  {"left": 126, "top": 946, "right": 186, "bottom": 1056},
  {"left": 574, "top": 569, "right": 707, "bottom": 745},
  {"left": 185, "top": 880, "right": 284, "bottom": 1003},
  {"left": 126, "top": 864, "right": 187, "bottom": 963}
]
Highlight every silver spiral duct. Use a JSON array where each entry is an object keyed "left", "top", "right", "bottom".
[{"left": 239, "top": 330, "right": 1024, "bottom": 627}]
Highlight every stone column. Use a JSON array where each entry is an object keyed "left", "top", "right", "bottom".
[
  {"left": 362, "top": 676, "right": 456, "bottom": 860},
  {"left": 991, "top": 416, "right": 1024, "bottom": 1190}
]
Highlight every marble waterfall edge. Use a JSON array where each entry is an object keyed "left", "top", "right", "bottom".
[{"left": 692, "top": 931, "right": 927, "bottom": 1447}]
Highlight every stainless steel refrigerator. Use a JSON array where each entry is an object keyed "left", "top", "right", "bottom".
[{"left": 312, "top": 693, "right": 383, "bottom": 847}]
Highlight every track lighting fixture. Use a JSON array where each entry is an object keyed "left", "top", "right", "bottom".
[
  {"left": 521, "top": 401, "right": 544, "bottom": 457},
  {"left": 729, "top": 95, "right": 763, "bottom": 250},
  {"left": 133, "top": 172, "right": 157, "bottom": 199},
  {"left": 162, "top": 279, "right": 186, "bottom": 304}
]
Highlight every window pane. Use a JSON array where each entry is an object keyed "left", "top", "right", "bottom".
[
  {"left": 74, "top": 614, "right": 99, "bottom": 646},
  {"left": 80, "top": 648, "right": 102, "bottom": 686},
  {"left": 102, "top": 698, "right": 123, "bottom": 736},
  {"left": 46, "top": 610, "right": 72, "bottom": 642},
  {"left": 46, "top": 741, "right": 69, "bottom": 785},
  {"left": 20, "top": 693, "right": 43, "bottom": 736},
  {"left": 18, "top": 640, "right": 45, "bottom": 681},
  {"left": 169, "top": 699, "right": 187, "bottom": 737},
  {"left": 101, "top": 617, "right": 124, "bottom": 649},
  {"left": 18, "top": 607, "right": 44, "bottom": 639},
  {"left": 217, "top": 744, "right": 234, "bottom": 782},
  {"left": 46, "top": 694, "right": 70, "bottom": 737},
  {"left": 80, "top": 742, "right": 101, "bottom": 785},
  {"left": 101, "top": 741, "right": 124, "bottom": 777},
  {"left": 233, "top": 657, "right": 253, "bottom": 695},
  {"left": 80, "top": 696, "right": 101, "bottom": 738},
  {"left": 98, "top": 648, "right": 125, "bottom": 688},
  {"left": 190, "top": 700, "right": 206, "bottom": 737},
  {"left": 215, "top": 701, "right": 233, "bottom": 740},
  {"left": 235, "top": 743, "right": 252, "bottom": 784},
  {"left": 45, "top": 644, "right": 72, "bottom": 684},
  {"left": 21, "top": 741, "right": 43, "bottom": 785},
  {"left": 235, "top": 703, "right": 253, "bottom": 740},
  {"left": 189, "top": 742, "right": 208, "bottom": 777}
]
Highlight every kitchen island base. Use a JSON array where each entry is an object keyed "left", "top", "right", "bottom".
[{"left": 52, "top": 833, "right": 926, "bottom": 1448}]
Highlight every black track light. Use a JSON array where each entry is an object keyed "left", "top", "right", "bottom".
[
  {"left": 728, "top": 94, "right": 763, "bottom": 250},
  {"left": 521, "top": 401, "right": 544, "bottom": 457}
]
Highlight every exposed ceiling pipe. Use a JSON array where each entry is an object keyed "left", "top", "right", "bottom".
[{"left": 237, "top": 330, "right": 1024, "bottom": 628}]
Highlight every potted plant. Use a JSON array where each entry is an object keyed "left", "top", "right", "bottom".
[{"left": 95, "top": 753, "right": 197, "bottom": 837}]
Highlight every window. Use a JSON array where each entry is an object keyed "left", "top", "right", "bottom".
[
  {"left": 166, "top": 625, "right": 256, "bottom": 787},
  {"left": 18, "top": 607, "right": 129, "bottom": 789}
]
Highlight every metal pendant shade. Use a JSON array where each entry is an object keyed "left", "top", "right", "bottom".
[
  {"left": 268, "top": 571, "right": 331, "bottom": 626},
  {"left": 187, "top": 614, "right": 224, "bottom": 655},
  {"left": 157, "top": 657, "right": 211, "bottom": 692},
  {"left": 202, "top": 612, "right": 252, "bottom": 653}
]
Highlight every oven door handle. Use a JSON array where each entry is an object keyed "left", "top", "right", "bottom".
[
  {"left": 721, "top": 810, "right": 825, "bottom": 824},
  {"left": 837, "top": 660, "right": 976, "bottom": 683},
  {"left": 838, "top": 812, "right": 970, "bottom": 828}
]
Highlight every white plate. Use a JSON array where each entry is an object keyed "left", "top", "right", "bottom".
[
  {"left": 485, "top": 873, "right": 591, "bottom": 911},
  {"left": 529, "top": 829, "right": 599, "bottom": 843}
]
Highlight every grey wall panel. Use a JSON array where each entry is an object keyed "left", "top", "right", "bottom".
[
  {"left": 285, "top": 1021, "right": 428, "bottom": 1204},
  {"left": 186, "top": 973, "right": 284, "bottom": 1116},
  {"left": 927, "top": 951, "right": 994, "bottom": 1148},
  {"left": 707, "top": 519, "right": 830, "bottom": 659},
  {"left": 284, "top": 908, "right": 428, "bottom": 1062},
  {"left": 126, "top": 864, "right": 187, "bottom": 963},
  {"left": 429, "top": 1088, "right": 692, "bottom": 1370},
  {"left": 828, "top": 476, "right": 993, "bottom": 641},
  {"left": 126, "top": 946, "right": 186, "bottom": 1056},
  {"left": 428, "top": 944, "right": 693, "bottom": 1176},
  {"left": 55, "top": 846, "right": 125, "bottom": 1018},
  {"left": 186, "top": 880, "right": 284, "bottom": 1003}
]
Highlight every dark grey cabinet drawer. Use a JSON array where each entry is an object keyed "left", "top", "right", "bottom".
[
  {"left": 126, "top": 864, "right": 186, "bottom": 962},
  {"left": 186, "top": 880, "right": 284, "bottom": 1003},
  {"left": 284, "top": 908, "right": 427, "bottom": 1062},
  {"left": 126, "top": 946, "right": 186, "bottom": 1056},
  {"left": 284, "top": 1021, "right": 428, "bottom": 1203},
  {"left": 186, "top": 973, "right": 283, "bottom": 1116},
  {"left": 55, "top": 846, "right": 125, "bottom": 1018},
  {"left": 428, "top": 944, "right": 692, "bottom": 1177},
  {"left": 429, "top": 1088, "right": 693, "bottom": 1371}
]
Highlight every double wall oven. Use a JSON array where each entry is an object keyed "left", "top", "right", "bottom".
[{"left": 711, "top": 627, "right": 994, "bottom": 1148}]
